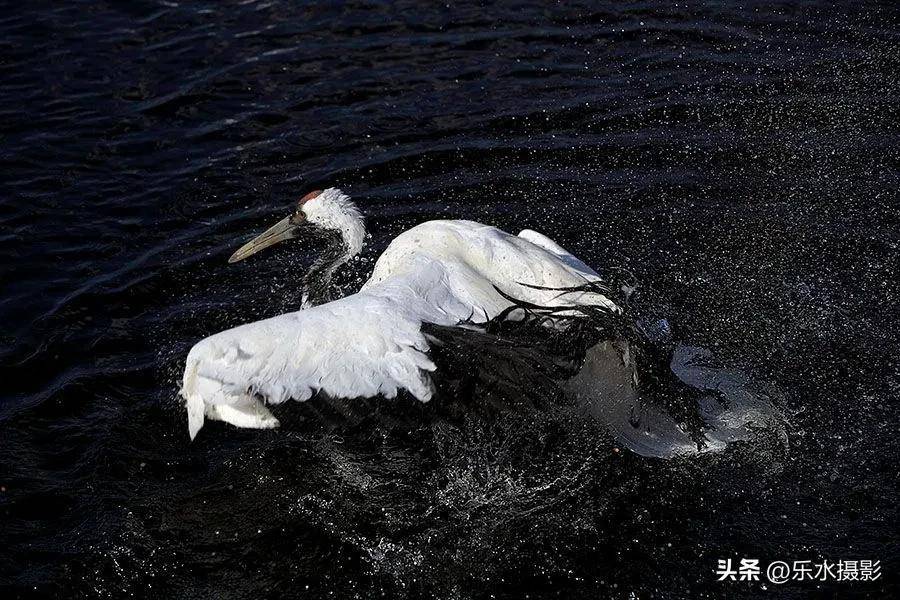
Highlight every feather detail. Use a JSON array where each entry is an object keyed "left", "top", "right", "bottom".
[{"left": 182, "top": 359, "right": 205, "bottom": 441}]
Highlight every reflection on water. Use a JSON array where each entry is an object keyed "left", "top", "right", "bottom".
[{"left": 567, "top": 339, "right": 787, "bottom": 458}]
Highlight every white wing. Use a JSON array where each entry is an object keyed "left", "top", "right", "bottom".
[
  {"left": 182, "top": 220, "right": 618, "bottom": 438},
  {"left": 517, "top": 228, "right": 599, "bottom": 277},
  {"left": 365, "top": 221, "right": 618, "bottom": 313}
]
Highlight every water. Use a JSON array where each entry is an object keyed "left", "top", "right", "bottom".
[{"left": 2, "top": 1, "right": 898, "bottom": 598}]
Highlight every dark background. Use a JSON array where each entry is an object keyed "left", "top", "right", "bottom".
[{"left": 1, "top": 1, "right": 897, "bottom": 598}]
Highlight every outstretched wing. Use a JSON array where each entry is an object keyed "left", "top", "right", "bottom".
[{"left": 181, "top": 291, "right": 441, "bottom": 439}]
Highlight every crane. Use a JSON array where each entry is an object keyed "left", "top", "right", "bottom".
[{"left": 181, "top": 188, "right": 621, "bottom": 439}]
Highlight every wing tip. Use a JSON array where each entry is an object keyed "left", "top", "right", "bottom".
[
  {"left": 186, "top": 393, "right": 205, "bottom": 441},
  {"left": 183, "top": 359, "right": 205, "bottom": 441}
]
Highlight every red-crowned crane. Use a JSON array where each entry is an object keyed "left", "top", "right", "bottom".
[{"left": 181, "top": 188, "right": 620, "bottom": 439}]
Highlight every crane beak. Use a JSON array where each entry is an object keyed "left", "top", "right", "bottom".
[{"left": 228, "top": 214, "right": 304, "bottom": 263}]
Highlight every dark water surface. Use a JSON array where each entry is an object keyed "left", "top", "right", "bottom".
[{"left": 2, "top": 1, "right": 898, "bottom": 598}]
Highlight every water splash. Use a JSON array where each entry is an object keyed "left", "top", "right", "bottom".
[{"left": 567, "top": 339, "right": 788, "bottom": 458}]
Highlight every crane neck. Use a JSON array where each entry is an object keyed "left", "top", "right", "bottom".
[
  {"left": 298, "top": 190, "right": 366, "bottom": 308},
  {"left": 300, "top": 227, "right": 363, "bottom": 308}
]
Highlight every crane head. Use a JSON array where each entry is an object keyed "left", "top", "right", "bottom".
[{"left": 228, "top": 188, "right": 364, "bottom": 263}]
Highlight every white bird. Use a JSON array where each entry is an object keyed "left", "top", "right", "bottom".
[{"left": 181, "top": 188, "right": 620, "bottom": 439}]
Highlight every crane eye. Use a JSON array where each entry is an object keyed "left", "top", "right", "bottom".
[{"left": 290, "top": 210, "right": 307, "bottom": 225}]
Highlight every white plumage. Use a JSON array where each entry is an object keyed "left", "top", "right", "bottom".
[{"left": 181, "top": 188, "right": 618, "bottom": 439}]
